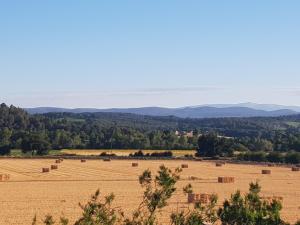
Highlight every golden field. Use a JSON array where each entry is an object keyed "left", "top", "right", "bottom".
[
  {"left": 60, "top": 149, "right": 196, "bottom": 157},
  {"left": 0, "top": 159, "right": 299, "bottom": 224}
]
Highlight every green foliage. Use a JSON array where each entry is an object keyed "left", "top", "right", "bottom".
[
  {"left": 129, "top": 150, "right": 173, "bottom": 158},
  {"left": 285, "top": 152, "right": 300, "bottom": 164},
  {"left": 266, "top": 152, "right": 285, "bottom": 163},
  {"left": 238, "top": 151, "right": 300, "bottom": 164},
  {"left": 74, "top": 190, "right": 122, "bottom": 225},
  {"left": 183, "top": 184, "right": 193, "bottom": 195},
  {"left": 197, "top": 133, "right": 234, "bottom": 157},
  {"left": 32, "top": 215, "right": 37, "bottom": 225},
  {"left": 0, "top": 145, "right": 11, "bottom": 155},
  {"left": 1, "top": 103, "right": 300, "bottom": 162},
  {"left": 0, "top": 127, "right": 12, "bottom": 155},
  {"left": 124, "top": 165, "right": 181, "bottom": 225},
  {"left": 21, "top": 133, "right": 51, "bottom": 155},
  {"left": 44, "top": 215, "right": 55, "bottom": 225},
  {"left": 218, "top": 182, "right": 287, "bottom": 225},
  {"left": 60, "top": 216, "right": 69, "bottom": 225},
  {"left": 171, "top": 184, "right": 218, "bottom": 225},
  {"left": 240, "top": 151, "right": 267, "bottom": 162}
]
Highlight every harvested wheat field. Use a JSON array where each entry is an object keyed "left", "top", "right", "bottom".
[{"left": 0, "top": 159, "right": 299, "bottom": 224}]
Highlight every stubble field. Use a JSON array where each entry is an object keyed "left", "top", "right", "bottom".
[{"left": 0, "top": 159, "right": 299, "bottom": 224}]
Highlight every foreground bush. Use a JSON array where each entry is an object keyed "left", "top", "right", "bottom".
[
  {"left": 218, "top": 182, "right": 287, "bottom": 225},
  {"left": 35, "top": 166, "right": 299, "bottom": 225}
]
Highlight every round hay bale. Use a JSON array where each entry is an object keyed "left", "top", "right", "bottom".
[
  {"left": 81, "top": 159, "right": 86, "bottom": 163},
  {"left": 216, "top": 163, "right": 223, "bottom": 167},
  {"left": 291, "top": 167, "right": 300, "bottom": 171},
  {"left": 42, "top": 168, "right": 50, "bottom": 173},
  {"left": 181, "top": 164, "right": 189, "bottom": 169},
  {"left": 51, "top": 165, "right": 58, "bottom": 170},
  {"left": 132, "top": 163, "right": 138, "bottom": 167},
  {"left": 103, "top": 158, "right": 111, "bottom": 162},
  {"left": 267, "top": 164, "right": 275, "bottom": 167},
  {"left": 55, "top": 159, "right": 61, "bottom": 164},
  {"left": 262, "top": 170, "right": 271, "bottom": 174}
]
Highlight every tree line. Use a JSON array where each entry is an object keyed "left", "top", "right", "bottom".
[
  {"left": 197, "top": 133, "right": 300, "bottom": 164},
  {"left": 1, "top": 103, "right": 300, "bottom": 158}
]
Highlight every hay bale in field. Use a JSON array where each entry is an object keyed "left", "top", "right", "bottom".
[
  {"left": 189, "top": 176, "right": 199, "bottom": 180},
  {"left": 199, "top": 194, "right": 213, "bottom": 204},
  {"left": 0, "top": 174, "right": 10, "bottom": 181},
  {"left": 132, "top": 162, "right": 138, "bottom": 167},
  {"left": 291, "top": 167, "right": 300, "bottom": 171},
  {"left": 188, "top": 193, "right": 213, "bottom": 204},
  {"left": 195, "top": 158, "right": 203, "bottom": 161},
  {"left": 267, "top": 164, "right": 275, "bottom": 167},
  {"left": 42, "top": 168, "right": 50, "bottom": 173},
  {"left": 51, "top": 165, "right": 58, "bottom": 170},
  {"left": 216, "top": 163, "right": 223, "bottom": 167},
  {"left": 181, "top": 164, "right": 189, "bottom": 169},
  {"left": 81, "top": 159, "right": 86, "bottom": 163},
  {"left": 262, "top": 170, "right": 271, "bottom": 174},
  {"left": 218, "top": 177, "right": 234, "bottom": 183},
  {"left": 103, "top": 158, "right": 111, "bottom": 162},
  {"left": 55, "top": 159, "right": 61, "bottom": 164},
  {"left": 187, "top": 193, "right": 196, "bottom": 203}
]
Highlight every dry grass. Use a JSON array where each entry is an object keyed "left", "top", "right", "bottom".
[
  {"left": 61, "top": 149, "right": 195, "bottom": 157},
  {"left": 0, "top": 159, "right": 299, "bottom": 224}
]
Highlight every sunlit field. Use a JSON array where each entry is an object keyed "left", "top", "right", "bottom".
[{"left": 0, "top": 159, "right": 299, "bottom": 224}]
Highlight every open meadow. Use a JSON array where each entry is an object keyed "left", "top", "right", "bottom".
[{"left": 0, "top": 159, "right": 299, "bottom": 224}]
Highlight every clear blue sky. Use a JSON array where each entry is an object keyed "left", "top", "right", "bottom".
[{"left": 1, "top": 1, "right": 300, "bottom": 108}]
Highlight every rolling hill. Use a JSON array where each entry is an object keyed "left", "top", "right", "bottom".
[{"left": 25, "top": 104, "right": 298, "bottom": 118}]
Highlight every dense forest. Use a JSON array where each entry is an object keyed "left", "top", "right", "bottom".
[{"left": 1, "top": 103, "right": 300, "bottom": 158}]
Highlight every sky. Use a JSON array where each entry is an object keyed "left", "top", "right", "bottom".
[{"left": 1, "top": 1, "right": 300, "bottom": 108}]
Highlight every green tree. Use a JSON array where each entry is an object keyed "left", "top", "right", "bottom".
[
  {"left": 21, "top": 133, "right": 51, "bottom": 155},
  {"left": 0, "top": 128, "right": 12, "bottom": 155},
  {"left": 197, "top": 133, "right": 234, "bottom": 157},
  {"left": 74, "top": 190, "right": 122, "bottom": 225},
  {"left": 266, "top": 152, "right": 284, "bottom": 163},
  {"left": 218, "top": 182, "right": 287, "bottom": 225},
  {"left": 124, "top": 165, "right": 182, "bottom": 225}
]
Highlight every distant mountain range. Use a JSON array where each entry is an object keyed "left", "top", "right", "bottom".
[{"left": 25, "top": 103, "right": 300, "bottom": 118}]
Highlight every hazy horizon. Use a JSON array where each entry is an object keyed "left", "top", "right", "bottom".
[{"left": 19, "top": 102, "right": 300, "bottom": 110}]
